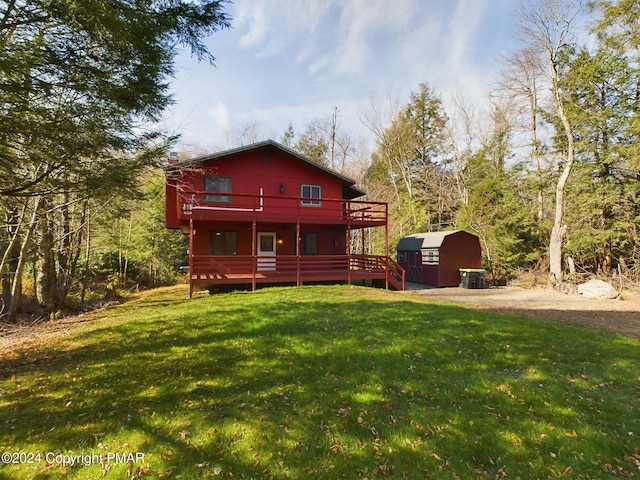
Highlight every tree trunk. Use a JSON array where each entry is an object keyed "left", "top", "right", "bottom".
[
  {"left": 54, "top": 194, "right": 84, "bottom": 309},
  {"left": 1, "top": 207, "right": 23, "bottom": 318},
  {"left": 80, "top": 215, "right": 91, "bottom": 305},
  {"left": 35, "top": 199, "right": 57, "bottom": 312},
  {"left": 529, "top": 87, "right": 545, "bottom": 223},
  {"left": 548, "top": 45, "right": 575, "bottom": 287},
  {"left": 6, "top": 197, "right": 42, "bottom": 322}
]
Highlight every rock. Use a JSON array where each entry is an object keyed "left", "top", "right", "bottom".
[{"left": 577, "top": 280, "right": 618, "bottom": 299}]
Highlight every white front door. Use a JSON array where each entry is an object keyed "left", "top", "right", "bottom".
[{"left": 257, "top": 232, "right": 276, "bottom": 271}]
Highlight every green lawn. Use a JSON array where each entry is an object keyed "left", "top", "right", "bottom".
[{"left": 1, "top": 285, "right": 639, "bottom": 479}]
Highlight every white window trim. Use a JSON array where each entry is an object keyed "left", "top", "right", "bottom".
[
  {"left": 300, "top": 184, "right": 322, "bottom": 206},
  {"left": 422, "top": 249, "right": 439, "bottom": 265}
]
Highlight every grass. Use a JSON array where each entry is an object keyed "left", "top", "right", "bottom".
[{"left": 1, "top": 284, "right": 639, "bottom": 479}]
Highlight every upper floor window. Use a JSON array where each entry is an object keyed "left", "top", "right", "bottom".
[
  {"left": 301, "top": 184, "right": 321, "bottom": 206},
  {"left": 204, "top": 176, "right": 231, "bottom": 203}
]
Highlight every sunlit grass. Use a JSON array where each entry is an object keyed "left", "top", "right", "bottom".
[{"left": 1, "top": 284, "right": 639, "bottom": 478}]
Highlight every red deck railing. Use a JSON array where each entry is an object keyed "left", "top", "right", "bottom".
[
  {"left": 178, "top": 190, "right": 387, "bottom": 226},
  {"left": 189, "top": 254, "right": 405, "bottom": 294}
]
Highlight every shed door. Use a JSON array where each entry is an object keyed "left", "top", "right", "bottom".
[{"left": 408, "top": 251, "right": 423, "bottom": 283}]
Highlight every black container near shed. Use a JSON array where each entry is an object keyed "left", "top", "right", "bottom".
[{"left": 396, "top": 230, "right": 483, "bottom": 287}]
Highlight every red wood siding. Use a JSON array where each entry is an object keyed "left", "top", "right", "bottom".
[
  {"left": 165, "top": 142, "right": 403, "bottom": 294},
  {"left": 190, "top": 220, "right": 347, "bottom": 256},
  {"left": 165, "top": 143, "right": 388, "bottom": 232},
  {"left": 165, "top": 179, "right": 179, "bottom": 228},
  {"left": 438, "top": 233, "right": 481, "bottom": 287},
  {"left": 176, "top": 149, "right": 344, "bottom": 221}
]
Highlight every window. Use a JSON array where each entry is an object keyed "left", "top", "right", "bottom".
[
  {"left": 259, "top": 233, "right": 274, "bottom": 253},
  {"left": 300, "top": 232, "right": 317, "bottom": 255},
  {"left": 210, "top": 230, "right": 237, "bottom": 255},
  {"left": 422, "top": 249, "right": 439, "bottom": 265},
  {"left": 301, "top": 184, "right": 321, "bottom": 206},
  {"left": 397, "top": 251, "right": 407, "bottom": 262},
  {"left": 204, "top": 176, "right": 231, "bottom": 203}
]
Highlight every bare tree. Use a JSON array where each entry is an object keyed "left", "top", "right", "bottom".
[
  {"left": 514, "top": 0, "right": 586, "bottom": 286},
  {"left": 294, "top": 106, "right": 354, "bottom": 172},
  {"left": 225, "top": 119, "right": 264, "bottom": 148},
  {"left": 499, "top": 47, "right": 548, "bottom": 222}
]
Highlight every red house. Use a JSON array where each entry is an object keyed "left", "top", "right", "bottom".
[
  {"left": 396, "top": 230, "right": 482, "bottom": 287},
  {"left": 165, "top": 140, "right": 405, "bottom": 295}
]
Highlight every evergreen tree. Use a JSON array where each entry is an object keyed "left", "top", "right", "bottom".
[
  {"left": 455, "top": 102, "right": 542, "bottom": 281},
  {"left": 365, "top": 83, "right": 451, "bottom": 248},
  {"left": 0, "top": 0, "right": 230, "bottom": 321},
  {"left": 281, "top": 123, "right": 295, "bottom": 148},
  {"left": 559, "top": 45, "right": 640, "bottom": 274}
]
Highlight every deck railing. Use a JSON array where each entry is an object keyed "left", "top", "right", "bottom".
[
  {"left": 179, "top": 190, "right": 387, "bottom": 225},
  {"left": 190, "top": 254, "right": 406, "bottom": 292}
]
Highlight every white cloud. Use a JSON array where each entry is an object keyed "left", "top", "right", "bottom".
[
  {"left": 307, "top": 54, "right": 331, "bottom": 76},
  {"left": 445, "top": 0, "right": 488, "bottom": 72},
  {"left": 232, "top": 0, "right": 421, "bottom": 77},
  {"left": 235, "top": 3, "right": 268, "bottom": 48},
  {"left": 169, "top": 0, "right": 518, "bottom": 152},
  {"left": 333, "top": 0, "right": 419, "bottom": 75},
  {"left": 207, "top": 101, "right": 231, "bottom": 130},
  {"left": 234, "top": 0, "right": 333, "bottom": 60}
]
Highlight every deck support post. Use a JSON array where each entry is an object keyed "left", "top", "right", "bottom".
[
  {"left": 296, "top": 220, "right": 301, "bottom": 286},
  {"left": 189, "top": 219, "right": 194, "bottom": 298},
  {"left": 251, "top": 219, "right": 257, "bottom": 291},
  {"left": 385, "top": 204, "right": 389, "bottom": 290},
  {"left": 347, "top": 203, "right": 352, "bottom": 286}
]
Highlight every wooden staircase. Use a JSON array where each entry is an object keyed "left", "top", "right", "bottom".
[{"left": 386, "top": 256, "right": 406, "bottom": 290}]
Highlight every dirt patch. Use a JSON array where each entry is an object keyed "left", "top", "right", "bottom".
[
  {"left": 0, "top": 301, "right": 122, "bottom": 360},
  {"left": 407, "top": 284, "right": 640, "bottom": 340}
]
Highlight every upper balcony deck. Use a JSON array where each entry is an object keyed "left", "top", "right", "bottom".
[{"left": 176, "top": 189, "right": 388, "bottom": 227}]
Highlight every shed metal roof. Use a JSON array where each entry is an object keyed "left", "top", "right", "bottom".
[{"left": 396, "top": 230, "right": 463, "bottom": 251}]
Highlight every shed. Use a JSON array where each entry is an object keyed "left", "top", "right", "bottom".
[{"left": 396, "top": 230, "right": 482, "bottom": 287}]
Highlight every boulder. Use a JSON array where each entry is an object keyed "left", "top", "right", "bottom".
[{"left": 577, "top": 280, "right": 618, "bottom": 299}]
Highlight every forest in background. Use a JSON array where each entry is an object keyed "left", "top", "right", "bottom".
[
  {"left": 2, "top": 0, "right": 640, "bottom": 323},
  {"left": 287, "top": 0, "right": 640, "bottom": 289}
]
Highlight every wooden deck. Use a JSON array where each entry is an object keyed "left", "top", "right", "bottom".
[
  {"left": 189, "top": 255, "right": 405, "bottom": 294},
  {"left": 178, "top": 191, "right": 388, "bottom": 227}
]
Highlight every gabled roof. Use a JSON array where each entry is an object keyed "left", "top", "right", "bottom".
[
  {"left": 165, "top": 139, "right": 366, "bottom": 199},
  {"left": 396, "top": 230, "right": 464, "bottom": 251}
]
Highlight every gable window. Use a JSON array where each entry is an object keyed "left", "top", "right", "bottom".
[
  {"left": 204, "top": 176, "right": 231, "bottom": 203},
  {"left": 301, "top": 184, "right": 321, "bottom": 206},
  {"left": 210, "top": 230, "right": 237, "bottom": 255}
]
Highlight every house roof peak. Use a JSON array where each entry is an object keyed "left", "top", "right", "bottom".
[{"left": 165, "top": 139, "right": 365, "bottom": 198}]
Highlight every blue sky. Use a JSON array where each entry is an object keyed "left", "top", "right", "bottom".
[{"left": 165, "top": 0, "right": 516, "bottom": 153}]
